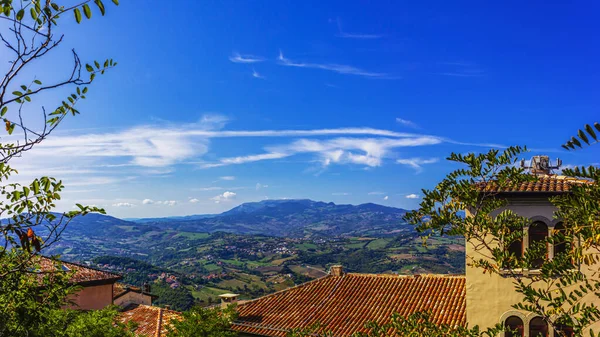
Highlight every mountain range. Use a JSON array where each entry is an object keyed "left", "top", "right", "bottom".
[{"left": 64, "top": 199, "right": 411, "bottom": 238}]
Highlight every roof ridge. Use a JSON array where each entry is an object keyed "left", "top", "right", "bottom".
[{"left": 155, "top": 306, "right": 163, "bottom": 337}]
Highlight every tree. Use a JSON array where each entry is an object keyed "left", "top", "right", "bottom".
[
  {"left": 166, "top": 305, "right": 238, "bottom": 337},
  {"left": 0, "top": 0, "right": 128, "bottom": 336}
]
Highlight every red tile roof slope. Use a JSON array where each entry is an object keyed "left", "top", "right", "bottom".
[
  {"left": 119, "top": 304, "right": 181, "bottom": 337},
  {"left": 476, "top": 175, "right": 592, "bottom": 194},
  {"left": 232, "top": 273, "right": 466, "bottom": 337},
  {"left": 38, "top": 256, "right": 121, "bottom": 285}
]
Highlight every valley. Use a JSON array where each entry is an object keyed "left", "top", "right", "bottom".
[{"left": 44, "top": 199, "right": 465, "bottom": 311}]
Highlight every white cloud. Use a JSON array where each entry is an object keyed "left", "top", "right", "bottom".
[
  {"left": 368, "top": 191, "right": 385, "bottom": 195},
  {"left": 278, "top": 50, "right": 387, "bottom": 78},
  {"left": 395, "top": 118, "right": 419, "bottom": 129},
  {"left": 162, "top": 200, "right": 177, "bottom": 206},
  {"left": 383, "top": 196, "right": 389, "bottom": 200},
  {"left": 192, "top": 187, "right": 224, "bottom": 191},
  {"left": 211, "top": 191, "right": 236, "bottom": 203},
  {"left": 219, "top": 176, "right": 235, "bottom": 181},
  {"left": 405, "top": 194, "right": 419, "bottom": 199},
  {"left": 142, "top": 199, "right": 154, "bottom": 205},
  {"left": 189, "top": 198, "right": 199, "bottom": 203},
  {"left": 332, "top": 192, "right": 351, "bottom": 196},
  {"left": 113, "top": 202, "right": 135, "bottom": 207},
  {"left": 229, "top": 52, "right": 265, "bottom": 63},
  {"left": 396, "top": 157, "right": 439, "bottom": 173},
  {"left": 255, "top": 183, "right": 268, "bottom": 190},
  {"left": 252, "top": 68, "right": 265, "bottom": 79}
]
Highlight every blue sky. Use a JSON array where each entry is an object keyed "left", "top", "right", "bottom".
[{"left": 5, "top": 1, "right": 600, "bottom": 217}]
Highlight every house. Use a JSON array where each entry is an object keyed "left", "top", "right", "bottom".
[
  {"left": 38, "top": 256, "right": 121, "bottom": 310},
  {"left": 232, "top": 266, "right": 465, "bottom": 336},
  {"left": 232, "top": 156, "right": 586, "bottom": 337},
  {"left": 467, "top": 156, "right": 586, "bottom": 336}
]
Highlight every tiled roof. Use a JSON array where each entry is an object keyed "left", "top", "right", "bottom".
[
  {"left": 476, "top": 175, "right": 592, "bottom": 194},
  {"left": 119, "top": 304, "right": 181, "bottom": 337},
  {"left": 114, "top": 283, "right": 140, "bottom": 299},
  {"left": 37, "top": 256, "right": 121, "bottom": 285},
  {"left": 232, "top": 273, "right": 466, "bottom": 337}
]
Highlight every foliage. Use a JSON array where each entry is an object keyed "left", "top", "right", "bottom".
[
  {"left": 0, "top": 0, "right": 125, "bottom": 336},
  {"left": 152, "top": 281, "right": 196, "bottom": 312},
  {"left": 166, "top": 304, "right": 238, "bottom": 337},
  {"left": 563, "top": 122, "right": 600, "bottom": 150}
]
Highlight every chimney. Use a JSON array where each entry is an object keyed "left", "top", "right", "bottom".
[
  {"left": 521, "top": 156, "right": 562, "bottom": 175},
  {"left": 142, "top": 283, "right": 151, "bottom": 294},
  {"left": 330, "top": 265, "right": 344, "bottom": 277},
  {"left": 218, "top": 293, "right": 239, "bottom": 309}
]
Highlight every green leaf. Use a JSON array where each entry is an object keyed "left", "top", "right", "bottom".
[
  {"left": 33, "top": 180, "right": 40, "bottom": 194},
  {"left": 30, "top": 7, "right": 37, "bottom": 20},
  {"left": 578, "top": 129, "right": 590, "bottom": 145},
  {"left": 20, "top": 85, "right": 27, "bottom": 91},
  {"left": 74, "top": 8, "right": 82, "bottom": 23},
  {"left": 83, "top": 4, "right": 91, "bottom": 19},
  {"left": 51, "top": 3, "right": 59, "bottom": 11},
  {"left": 95, "top": 0, "right": 106, "bottom": 15},
  {"left": 585, "top": 124, "right": 597, "bottom": 141},
  {"left": 12, "top": 91, "right": 22, "bottom": 96},
  {"left": 85, "top": 64, "right": 94, "bottom": 72},
  {"left": 1, "top": 107, "right": 7, "bottom": 117},
  {"left": 94, "top": 60, "right": 100, "bottom": 69},
  {"left": 16, "top": 9, "right": 24, "bottom": 21},
  {"left": 112, "top": 0, "right": 119, "bottom": 5},
  {"left": 34, "top": 79, "right": 42, "bottom": 85}
]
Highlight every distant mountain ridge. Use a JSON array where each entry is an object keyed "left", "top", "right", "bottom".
[{"left": 132, "top": 199, "right": 411, "bottom": 237}]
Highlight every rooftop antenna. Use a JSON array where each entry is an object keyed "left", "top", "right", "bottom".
[{"left": 520, "top": 155, "right": 562, "bottom": 175}]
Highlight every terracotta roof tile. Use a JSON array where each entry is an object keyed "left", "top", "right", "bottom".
[
  {"left": 232, "top": 273, "right": 466, "bottom": 337},
  {"left": 476, "top": 175, "right": 592, "bottom": 194},
  {"left": 119, "top": 304, "right": 181, "bottom": 337},
  {"left": 37, "top": 256, "right": 121, "bottom": 285}
]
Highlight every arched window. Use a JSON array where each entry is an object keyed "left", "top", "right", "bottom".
[
  {"left": 504, "top": 225, "right": 523, "bottom": 269},
  {"left": 554, "top": 222, "right": 569, "bottom": 257},
  {"left": 555, "top": 323, "right": 574, "bottom": 337},
  {"left": 529, "top": 222, "right": 548, "bottom": 269},
  {"left": 529, "top": 317, "right": 548, "bottom": 337},
  {"left": 504, "top": 316, "right": 524, "bottom": 337}
]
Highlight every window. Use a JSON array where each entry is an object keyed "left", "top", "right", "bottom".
[
  {"left": 555, "top": 323, "right": 574, "bottom": 337},
  {"left": 504, "top": 225, "right": 523, "bottom": 269},
  {"left": 554, "top": 222, "right": 569, "bottom": 257},
  {"left": 504, "top": 316, "right": 524, "bottom": 337},
  {"left": 529, "top": 317, "right": 548, "bottom": 337},
  {"left": 529, "top": 222, "right": 548, "bottom": 269}
]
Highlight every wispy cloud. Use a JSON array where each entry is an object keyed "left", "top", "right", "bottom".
[
  {"left": 278, "top": 50, "right": 387, "bottom": 78},
  {"left": 252, "top": 68, "right": 265, "bottom": 79},
  {"left": 229, "top": 52, "right": 265, "bottom": 63},
  {"left": 395, "top": 118, "right": 419, "bottom": 129},
  {"left": 189, "top": 198, "right": 199, "bottom": 203},
  {"left": 368, "top": 191, "right": 385, "bottom": 195},
  {"left": 405, "top": 194, "right": 419, "bottom": 199},
  {"left": 437, "top": 62, "right": 485, "bottom": 78},
  {"left": 332, "top": 192, "right": 351, "bottom": 196},
  {"left": 255, "top": 183, "right": 268, "bottom": 190},
  {"left": 142, "top": 199, "right": 154, "bottom": 205},
  {"left": 396, "top": 157, "right": 439, "bottom": 173},
  {"left": 220, "top": 176, "right": 235, "bottom": 181},
  {"left": 333, "top": 17, "right": 383, "bottom": 39},
  {"left": 204, "top": 136, "right": 442, "bottom": 169},
  {"left": 383, "top": 196, "right": 389, "bottom": 200}
]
